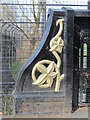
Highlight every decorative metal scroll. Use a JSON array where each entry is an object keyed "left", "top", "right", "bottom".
[{"left": 32, "top": 19, "right": 64, "bottom": 92}]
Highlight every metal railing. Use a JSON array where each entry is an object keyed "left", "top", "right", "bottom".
[{"left": 0, "top": 0, "right": 88, "bottom": 117}]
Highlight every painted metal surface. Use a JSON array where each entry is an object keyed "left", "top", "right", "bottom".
[{"left": 32, "top": 19, "right": 64, "bottom": 92}]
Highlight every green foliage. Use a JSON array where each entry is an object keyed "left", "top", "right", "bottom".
[
  {"left": 10, "top": 61, "right": 24, "bottom": 72},
  {"left": 10, "top": 61, "right": 25, "bottom": 80}
]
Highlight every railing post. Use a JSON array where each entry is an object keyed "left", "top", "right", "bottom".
[{"left": 88, "top": 1, "right": 90, "bottom": 9}]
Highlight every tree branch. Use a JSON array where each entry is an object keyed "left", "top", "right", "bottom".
[
  {"left": 2, "top": 4, "right": 30, "bottom": 40},
  {"left": 37, "top": 0, "right": 42, "bottom": 22},
  {"left": 17, "top": 0, "right": 32, "bottom": 23},
  {"left": 11, "top": 22, "right": 30, "bottom": 39},
  {"left": 32, "top": 0, "right": 37, "bottom": 22}
]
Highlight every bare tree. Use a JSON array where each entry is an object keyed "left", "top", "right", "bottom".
[
  {"left": 2, "top": 0, "right": 43, "bottom": 47},
  {"left": 1, "top": 0, "right": 45, "bottom": 79}
]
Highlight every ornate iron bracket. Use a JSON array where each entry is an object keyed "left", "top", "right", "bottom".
[{"left": 32, "top": 19, "right": 64, "bottom": 92}]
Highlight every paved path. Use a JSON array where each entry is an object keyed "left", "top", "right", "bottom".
[
  {"left": 0, "top": 112, "right": 2, "bottom": 120},
  {"left": 0, "top": 107, "right": 88, "bottom": 119},
  {"left": 65, "top": 107, "right": 88, "bottom": 118}
]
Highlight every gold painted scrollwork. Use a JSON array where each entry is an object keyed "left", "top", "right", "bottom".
[{"left": 32, "top": 19, "right": 64, "bottom": 92}]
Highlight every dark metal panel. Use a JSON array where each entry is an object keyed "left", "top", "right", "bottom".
[
  {"left": 14, "top": 10, "right": 54, "bottom": 93},
  {"left": 62, "top": 7, "right": 76, "bottom": 112},
  {"left": 12, "top": 7, "right": 90, "bottom": 115},
  {"left": 12, "top": 9, "right": 66, "bottom": 115},
  {"left": 14, "top": 9, "right": 65, "bottom": 94},
  {"left": 75, "top": 10, "right": 90, "bottom": 17}
]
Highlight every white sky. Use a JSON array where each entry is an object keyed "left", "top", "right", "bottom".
[
  {"left": 1, "top": 0, "right": 88, "bottom": 10},
  {"left": 1, "top": 0, "right": 88, "bottom": 4},
  {"left": 1, "top": 0, "right": 88, "bottom": 22}
]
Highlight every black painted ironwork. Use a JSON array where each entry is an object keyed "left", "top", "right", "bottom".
[
  {"left": 79, "top": 29, "right": 90, "bottom": 106},
  {"left": 0, "top": 0, "right": 89, "bottom": 117},
  {"left": 13, "top": 8, "right": 90, "bottom": 115}
]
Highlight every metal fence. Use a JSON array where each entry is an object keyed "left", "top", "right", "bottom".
[{"left": 0, "top": 0, "right": 88, "bottom": 117}]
